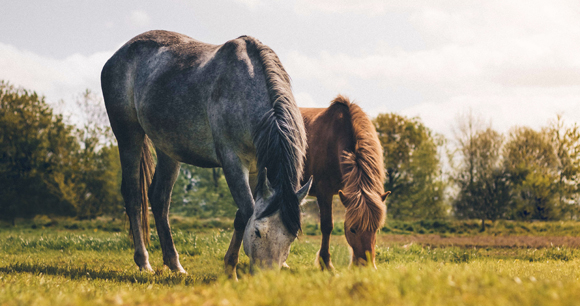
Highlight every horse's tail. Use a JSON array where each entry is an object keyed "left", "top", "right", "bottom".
[{"left": 138, "top": 136, "right": 154, "bottom": 246}]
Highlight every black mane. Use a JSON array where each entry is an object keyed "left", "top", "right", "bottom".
[{"left": 246, "top": 37, "right": 307, "bottom": 236}]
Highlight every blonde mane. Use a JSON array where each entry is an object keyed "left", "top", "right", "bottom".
[{"left": 332, "top": 95, "right": 386, "bottom": 231}]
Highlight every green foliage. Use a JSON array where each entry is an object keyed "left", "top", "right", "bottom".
[
  {"left": 504, "top": 122, "right": 580, "bottom": 220},
  {"left": 452, "top": 124, "right": 510, "bottom": 225},
  {"left": 71, "top": 90, "right": 123, "bottom": 218},
  {"left": 451, "top": 113, "right": 580, "bottom": 224},
  {"left": 374, "top": 113, "right": 447, "bottom": 220},
  {"left": 170, "top": 165, "right": 237, "bottom": 218},
  {"left": 0, "top": 81, "right": 77, "bottom": 221},
  {"left": 0, "top": 82, "right": 123, "bottom": 222}
]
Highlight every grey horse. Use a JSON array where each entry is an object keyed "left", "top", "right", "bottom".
[{"left": 101, "top": 30, "right": 312, "bottom": 278}]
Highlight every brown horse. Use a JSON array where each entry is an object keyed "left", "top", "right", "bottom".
[{"left": 300, "top": 95, "right": 389, "bottom": 269}]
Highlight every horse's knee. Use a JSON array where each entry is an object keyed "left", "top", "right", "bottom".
[
  {"left": 225, "top": 251, "right": 239, "bottom": 266},
  {"left": 234, "top": 209, "right": 251, "bottom": 232},
  {"left": 321, "top": 222, "right": 333, "bottom": 236}
]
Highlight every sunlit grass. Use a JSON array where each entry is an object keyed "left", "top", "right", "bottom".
[{"left": 1, "top": 227, "right": 580, "bottom": 305}]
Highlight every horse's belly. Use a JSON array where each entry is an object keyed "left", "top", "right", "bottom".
[
  {"left": 154, "top": 133, "right": 221, "bottom": 168},
  {"left": 140, "top": 108, "right": 221, "bottom": 167}
]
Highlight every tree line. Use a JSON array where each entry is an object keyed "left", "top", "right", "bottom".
[
  {"left": 0, "top": 82, "right": 122, "bottom": 223},
  {"left": 1, "top": 81, "right": 579, "bottom": 225}
]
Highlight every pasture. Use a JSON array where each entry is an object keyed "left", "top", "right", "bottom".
[{"left": 1, "top": 219, "right": 580, "bottom": 305}]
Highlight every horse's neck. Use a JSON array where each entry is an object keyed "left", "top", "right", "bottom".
[
  {"left": 302, "top": 107, "right": 356, "bottom": 188},
  {"left": 337, "top": 131, "right": 356, "bottom": 176}
]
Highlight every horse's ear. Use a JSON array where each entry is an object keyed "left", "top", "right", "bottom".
[
  {"left": 262, "top": 167, "right": 270, "bottom": 187},
  {"left": 259, "top": 168, "right": 273, "bottom": 197},
  {"left": 296, "top": 176, "right": 313, "bottom": 203},
  {"left": 381, "top": 191, "right": 391, "bottom": 202},
  {"left": 338, "top": 190, "right": 347, "bottom": 205}
]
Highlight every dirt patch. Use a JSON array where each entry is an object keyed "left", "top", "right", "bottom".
[{"left": 378, "top": 234, "right": 580, "bottom": 248}]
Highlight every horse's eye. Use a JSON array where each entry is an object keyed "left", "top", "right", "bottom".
[
  {"left": 255, "top": 229, "right": 261, "bottom": 238},
  {"left": 350, "top": 228, "right": 357, "bottom": 234}
]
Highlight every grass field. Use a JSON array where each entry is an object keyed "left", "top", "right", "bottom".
[{"left": 1, "top": 219, "right": 580, "bottom": 305}]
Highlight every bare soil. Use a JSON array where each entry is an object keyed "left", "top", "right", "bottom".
[{"left": 378, "top": 234, "right": 580, "bottom": 248}]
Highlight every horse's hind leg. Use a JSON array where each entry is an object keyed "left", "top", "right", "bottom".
[
  {"left": 316, "top": 190, "right": 335, "bottom": 271},
  {"left": 117, "top": 133, "right": 153, "bottom": 272},
  {"left": 149, "top": 150, "right": 186, "bottom": 273}
]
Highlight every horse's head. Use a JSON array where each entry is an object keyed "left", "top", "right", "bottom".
[
  {"left": 243, "top": 171, "right": 312, "bottom": 271},
  {"left": 339, "top": 190, "right": 390, "bottom": 268}
]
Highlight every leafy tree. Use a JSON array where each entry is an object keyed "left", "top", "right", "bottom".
[
  {"left": 0, "top": 81, "right": 76, "bottom": 223},
  {"left": 451, "top": 113, "right": 510, "bottom": 230},
  {"left": 548, "top": 116, "right": 580, "bottom": 219},
  {"left": 374, "top": 113, "right": 447, "bottom": 220},
  {"left": 0, "top": 82, "right": 123, "bottom": 223},
  {"left": 70, "top": 90, "right": 123, "bottom": 218},
  {"left": 503, "top": 124, "right": 580, "bottom": 220}
]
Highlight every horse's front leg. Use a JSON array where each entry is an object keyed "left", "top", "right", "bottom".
[
  {"left": 316, "top": 191, "right": 335, "bottom": 271},
  {"left": 220, "top": 153, "right": 254, "bottom": 280},
  {"left": 149, "top": 150, "right": 186, "bottom": 273},
  {"left": 224, "top": 210, "right": 248, "bottom": 280}
]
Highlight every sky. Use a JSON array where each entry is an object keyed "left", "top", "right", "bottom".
[{"left": 1, "top": 0, "right": 580, "bottom": 138}]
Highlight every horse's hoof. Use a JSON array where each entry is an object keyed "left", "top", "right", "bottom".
[
  {"left": 225, "top": 266, "right": 238, "bottom": 281},
  {"left": 139, "top": 264, "right": 154, "bottom": 273},
  {"left": 315, "top": 250, "right": 335, "bottom": 271},
  {"left": 167, "top": 265, "right": 188, "bottom": 274},
  {"left": 282, "top": 262, "right": 290, "bottom": 269}
]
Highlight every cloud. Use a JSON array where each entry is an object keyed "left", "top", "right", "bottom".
[
  {"left": 232, "top": 0, "right": 263, "bottom": 9},
  {"left": 0, "top": 42, "right": 113, "bottom": 123},
  {"left": 285, "top": 0, "right": 580, "bottom": 137},
  {"left": 400, "top": 91, "right": 580, "bottom": 138},
  {"left": 128, "top": 10, "right": 151, "bottom": 28},
  {"left": 294, "top": 91, "right": 325, "bottom": 108},
  {"left": 294, "top": 0, "right": 391, "bottom": 15}
]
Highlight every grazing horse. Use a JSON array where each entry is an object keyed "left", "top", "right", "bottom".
[
  {"left": 101, "top": 30, "right": 312, "bottom": 277},
  {"left": 300, "top": 95, "right": 389, "bottom": 269}
]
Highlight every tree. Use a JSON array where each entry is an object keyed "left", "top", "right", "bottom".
[
  {"left": 0, "top": 82, "right": 123, "bottom": 223},
  {"left": 451, "top": 113, "right": 509, "bottom": 230},
  {"left": 69, "top": 90, "right": 123, "bottom": 218},
  {"left": 0, "top": 81, "right": 76, "bottom": 223},
  {"left": 503, "top": 124, "right": 580, "bottom": 221},
  {"left": 548, "top": 116, "right": 580, "bottom": 219},
  {"left": 374, "top": 113, "right": 447, "bottom": 220}
]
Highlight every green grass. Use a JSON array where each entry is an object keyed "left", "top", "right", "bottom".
[
  {"left": 1, "top": 223, "right": 580, "bottom": 305},
  {"left": 290, "top": 219, "right": 580, "bottom": 237},
  {"left": 6, "top": 216, "right": 580, "bottom": 237}
]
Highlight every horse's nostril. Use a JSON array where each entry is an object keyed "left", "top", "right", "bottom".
[{"left": 255, "top": 229, "right": 261, "bottom": 238}]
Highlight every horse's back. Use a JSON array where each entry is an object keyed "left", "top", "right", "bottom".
[{"left": 101, "top": 31, "right": 271, "bottom": 167}]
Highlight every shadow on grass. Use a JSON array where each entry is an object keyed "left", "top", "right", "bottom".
[{"left": 0, "top": 262, "right": 219, "bottom": 286}]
